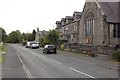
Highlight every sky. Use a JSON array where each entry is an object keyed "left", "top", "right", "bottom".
[{"left": 0, "top": 0, "right": 86, "bottom": 34}]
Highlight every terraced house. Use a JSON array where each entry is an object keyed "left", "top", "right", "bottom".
[
  {"left": 56, "top": 11, "right": 82, "bottom": 43},
  {"left": 56, "top": 0, "right": 120, "bottom": 57}
]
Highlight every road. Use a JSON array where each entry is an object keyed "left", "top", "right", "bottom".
[{"left": 2, "top": 44, "right": 118, "bottom": 79}]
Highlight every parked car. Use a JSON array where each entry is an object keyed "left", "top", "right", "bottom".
[
  {"left": 26, "top": 42, "right": 31, "bottom": 48},
  {"left": 43, "top": 45, "right": 56, "bottom": 54},
  {"left": 30, "top": 42, "right": 39, "bottom": 49}
]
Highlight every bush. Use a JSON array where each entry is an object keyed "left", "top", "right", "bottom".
[
  {"left": 22, "top": 42, "right": 26, "bottom": 46},
  {"left": 61, "top": 44, "right": 64, "bottom": 50},
  {"left": 112, "top": 51, "right": 120, "bottom": 61},
  {"left": 73, "top": 49, "right": 79, "bottom": 53},
  {"left": 65, "top": 49, "right": 70, "bottom": 52}
]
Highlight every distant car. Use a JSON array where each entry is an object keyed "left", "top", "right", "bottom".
[
  {"left": 43, "top": 45, "right": 57, "bottom": 54},
  {"left": 30, "top": 42, "right": 39, "bottom": 49},
  {"left": 26, "top": 42, "right": 31, "bottom": 48}
]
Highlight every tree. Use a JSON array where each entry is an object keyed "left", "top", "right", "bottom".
[
  {"left": 31, "top": 29, "right": 36, "bottom": 41},
  {"left": 0, "top": 27, "right": 7, "bottom": 42},
  {"left": 44, "top": 30, "right": 59, "bottom": 45},
  {"left": 39, "top": 36, "right": 45, "bottom": 47},
  {"left": 8, "top": 30, "right": 22, "bottom": 43},
  {"left": 22, "top": 33, "right": 28, "bottom": 41}
]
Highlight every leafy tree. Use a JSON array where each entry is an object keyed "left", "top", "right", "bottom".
[
  {"left": 39, "top": 36, "right": 45, "bottom": 47},
  {"left": 22, "top": 33, "right": 28, "bottom": 41},
  {"left": 8, "top": 30, "right": 22, "bottom": 43},
  {"left": 44, "top": 30, "right": 59, "bottom": 45},
  {"left": 28, "top": 33, "right": 32, "bottom": 41},
  {"left": 0, "top": 27, "right": 7, "bottom": 42}
]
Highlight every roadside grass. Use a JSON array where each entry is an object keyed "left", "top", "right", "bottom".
[
  {"left": 108, "top": 60, "right": 120, "bottom": 64},
  {"left": 0, "top": 44, "right": 7, "bottom": 64},
  {"left": 118, "top": 69, "right": 120, "bottom": 72},
  {"left": 57, "top": 49, "right": 90, "bottom": 57}
]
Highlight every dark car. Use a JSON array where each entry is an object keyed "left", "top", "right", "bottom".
[{"left": 43, "top": 45, "right": 57, "bottom": 54}]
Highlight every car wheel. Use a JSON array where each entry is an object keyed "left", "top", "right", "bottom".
[{"left": 54, "top": 52, "right": 57, "bottom": 54}]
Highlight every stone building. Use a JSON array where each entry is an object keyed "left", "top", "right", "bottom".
[
  {"left": 78, "top": 1, "right": 120, "bottom": 54},
  {"left": 56, "top": 11, "right": 82, "bottom": 43},
  {"left": 56, "top": 1, "right": 120, "bottom": 56},
  {"left": 35, "top": 28, "right": 48, "bottom": 42}
]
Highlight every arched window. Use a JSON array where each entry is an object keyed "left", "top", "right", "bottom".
[
  {"left": 84, "top": 11, "right": 94, "bottom": 37},
  {"left": 84, "top": 10, "right": 94, "bottom": 44}
]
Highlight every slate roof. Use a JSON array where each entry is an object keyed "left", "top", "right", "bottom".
[
  {"left": 39, "top": 31, "right": 48, "bottom": 36},
  {"left": 65, "top": 16, "right": 74, "bottom": 19},
  {"left": 56, "top": 21, "right": 61, "bottom": 24},
  {"left": 98, "top": 2, "right": 119, "bottom": 23},
  {"left": 73, "top": 11, "right": 82, "bottom": 16}
]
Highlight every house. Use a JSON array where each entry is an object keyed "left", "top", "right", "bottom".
[
  {"left": 78, "top": 1, "right": 120, "bottom": 54},
  {"left": 35, "top": 28, "right": 48, "bottom": 42},
  {"left": 56, "top": 11, "right": 82, "bottom": 43}
]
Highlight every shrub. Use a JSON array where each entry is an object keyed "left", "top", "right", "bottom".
[
  {"left": 112, "top": 51, "right": 120, "bottom": 61},
  {"left": 65, "top": 49, "right": 70, "bottom": 52},
  {"left": 22, "top": 42, "right": 26, "bottom": 46},
  {"left": 61, "top": 44, "right": 64, "bottom": 50},
  {"left": 73, "top": 49, "right": 79, "bottom": 53}
]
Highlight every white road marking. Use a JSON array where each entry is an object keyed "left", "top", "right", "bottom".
[
  {"left": 16, "top": 52, "right": 33, "bottom": 78},
  {"left": 68, "top": 67, "right": 95, "bottom": 79},
  {"left": 50, "top": 59, "right": 62, "bottom": 65},
  {"left": 70, "top": 57, "right": 94, "bottom": 64},
  {"left": 29, "top": 50, "right": 46, "bottom": 58}
]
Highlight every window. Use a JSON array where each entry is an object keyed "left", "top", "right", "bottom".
[
  {"left": 85, "top": 19, "right": 94, "bottom": 36},
  {"left": 74, "top": 26, "right": 77, "bottom": 32},
  {"left": 113, "top": 24, "right": 117, "bottom": 38},
  {"left": 113, "top": 24, "right": 120, "bottom": 38},
  {"left": 65, "top": 27, "right": 68, "bottom": 31},
  {"left": 63, "top": 28, "right": 65, "bottom": 33},
  {"left": 118, "top": 24, "right": 120, "bottom": 38}
]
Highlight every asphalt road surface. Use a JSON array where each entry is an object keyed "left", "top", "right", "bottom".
[{"left": 3, "top": 44, "right": 118, "bottom": 79}]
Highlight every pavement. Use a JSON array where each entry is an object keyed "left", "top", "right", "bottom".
[
  {"left": 2, "top": 45, "right": 28, "bottom": 78},
  {"left": 1, "top": 44, "right": 119, "bottom": 79}
]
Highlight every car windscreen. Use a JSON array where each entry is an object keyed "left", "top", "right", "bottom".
[
  {"left": 31, "top": 43, "right": 38, "bottom": 45},
  {"left": 48, "top": 46, "right": 55, "bottom": 49}
]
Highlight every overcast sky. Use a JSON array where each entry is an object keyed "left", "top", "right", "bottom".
[{"left": 0, "top": 0, "right": 86, "bottom": 34}]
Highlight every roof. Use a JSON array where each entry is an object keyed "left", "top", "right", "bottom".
[
  {"left": 98, "top": 2, "right": 119, "bottom": 23},
  {"left": 56, "top": 21, "right": 61, "bottom": 24},
  {"left": 73, "top": 11, "right": 82, "bottom": 16},
  {"left": 65, "top": 16, "right": 74, "bottom": 20},
  {"left": 39, "top": 31, "right": 48, "bottom": 36}
]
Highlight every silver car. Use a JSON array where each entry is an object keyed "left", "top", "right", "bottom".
[
  {"left": 30, "top": 42, "right": 39, "bottom": 49},
  {"left": 26, "top": 42, "right": 31, "bottom": 48}
]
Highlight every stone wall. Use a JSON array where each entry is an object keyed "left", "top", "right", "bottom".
[{"left": 62, "top": 43, "right": 115, "bottom": 58}]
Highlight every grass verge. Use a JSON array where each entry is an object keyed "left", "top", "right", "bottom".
[
  {"left": 57, "top": 49, "right": 90, "bottom": 57},
  {"left": 0, "top": 44, "right": 7, "bottom": 64},
  {"left": 108, "top": 60, "right": 120, "bottom": 64}
]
